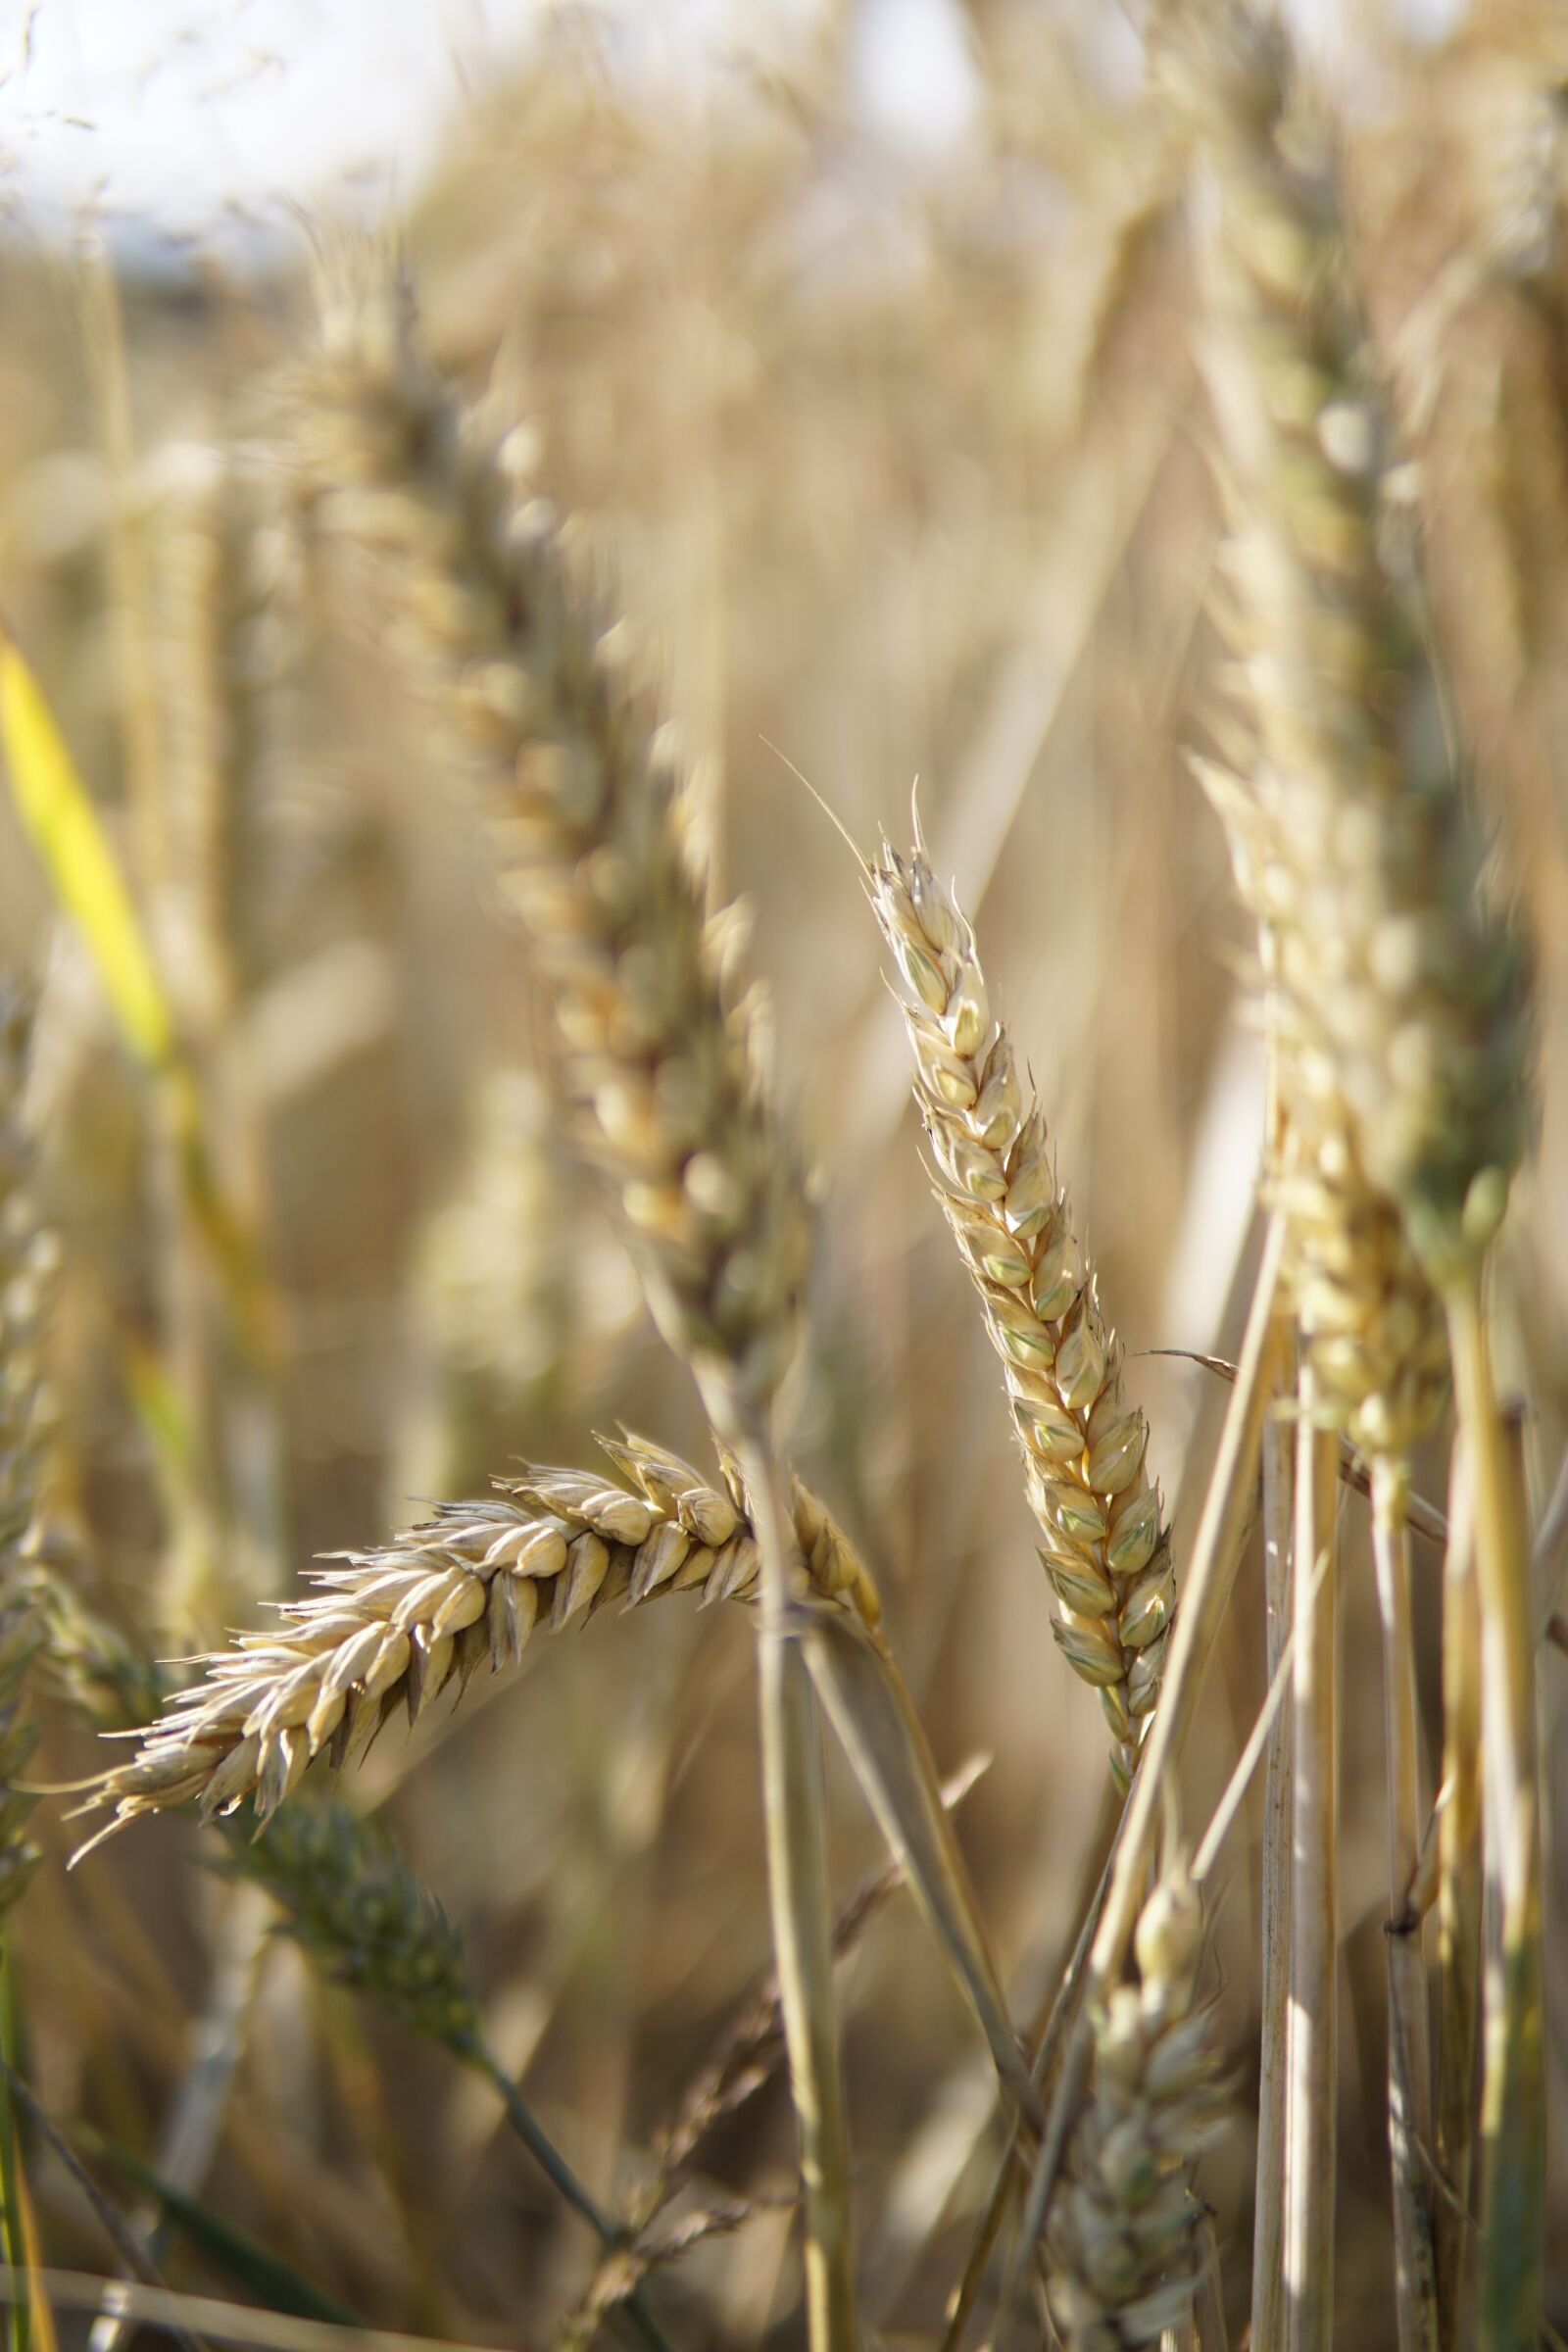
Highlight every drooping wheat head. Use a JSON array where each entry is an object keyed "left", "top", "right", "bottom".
[
  {"left": 870, "top": 842, "right": 1172, "bottom": 1790},
  {"left": 298, "top": 270, "right": 808, "bottom": 1446},
  {"left": 1045, "top": 1864, "right": 1227, "bottom": 2352},
  {"left": 75, "top": 1435, "right": 879, "bottom": 1844}
]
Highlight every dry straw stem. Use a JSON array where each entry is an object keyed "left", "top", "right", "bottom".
[
  {"left": 1042, "top": 1866, "right": 1228, "bottom": 2352},
  {"left": 75, "top": 1435, "right": 878, "bottom": 1843},
  {"left": 1371, "top": 1458, "right": 1439, "bottom": 2352},
  {"left": 1435, "top": 1441, "right": 1480, "bottom": 2347},
  {"left": 1283, "top": 1387, "right": 1340, "bottom": 2352},
  {"left": 1250, "top": 1340, "right": 1294, "bottom": 2352},
  {"left": 870, "top": 839, "right": 1174, "bottom": 1790}
]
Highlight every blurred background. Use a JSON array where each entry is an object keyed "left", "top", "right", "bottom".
[{"left": 1, "top": 1, "right": 1566, "bottom": 2343}]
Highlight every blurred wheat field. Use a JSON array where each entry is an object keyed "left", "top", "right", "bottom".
[{"left": 0, "top": 5, "right": 1565, "bottom": 2349}]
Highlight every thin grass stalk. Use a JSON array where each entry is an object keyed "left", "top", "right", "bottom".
[
  {"left": 737, "top": 1434, "right": 858, "bottom": 2352},
  {"left": 1445, "top": 1281, "right": 1543, "bottom": 2352},
  {"left": 1250, "top": 1338, "right": 1295, "bottom": 2352},
  {"left": 1283, "top": 1384, "right": 1339, "bottom": 2352},
  {"left": 1435, "top": 1441, "right": 1480, "bottom": 2345},
  {"left": 1020, "top": 1214, "right": 1287, "bottom": 2274},
  {"left": 1370, "top": 1458, "right": 1439, "bottom": 2352}
]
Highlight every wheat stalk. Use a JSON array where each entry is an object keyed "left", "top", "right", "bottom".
[
  {"left": 869, "top": 839, "right": 1172, "bottom": 1791},
  {"left": 1165, "top": 14, "right": 1538, "bottom": 2341},
  {"left": 1043, "top": 1865, "right": 1227, "bottom": 2352},
  {"left": 74, "top": 1435, "right": 878, "bottom": 1846}
]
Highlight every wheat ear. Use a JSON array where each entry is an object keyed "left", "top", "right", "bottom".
[
  {"left": 1043, "top": 1865, "right": 1227, "bottom": 2352},
  {"left": 870, "top": 841, "right": 1172, "bottom": 1790},
  {"left": 75, "top": 1436, "right": 879, "bottom": 1844},
  {"left": 300, "top": 270, "right": 807, "bottom": 1446},
  {"left": 300, "top": 270, "right": 859, "bottom": 2346}
]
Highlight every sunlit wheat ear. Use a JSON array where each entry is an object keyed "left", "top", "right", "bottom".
[
  {"left": 1045, "top": 1865, "right": 1227, "bottom": 2352},
  {"left": 869, "top": 842, "right": 1172, "bottom": 1790},
  {"left": 298, "top": 268, "right": 808, "bottom": 1445},
  {"left": 73, "top": 1436, "right": 881, "bottom": 1847}
]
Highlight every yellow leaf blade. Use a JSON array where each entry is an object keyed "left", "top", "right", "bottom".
[{"left": 0, "top": 627, "right": 174, "bottom": 1070}]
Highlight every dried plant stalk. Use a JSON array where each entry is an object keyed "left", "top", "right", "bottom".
[
  {"left": 1044, "top": 1866, "right": 1227, "bottom": 2352},
  {"left": 1250, "top": 1343, "right": 1295, "bottom": 2352},
  {"left": 870, "top": 840, "right": 1173, "bottom": 1789},
  {"left": 1283, "top": 1392, "right": 1340, "bottom": 2352},
  {"left": 77, "top": 1436, "right": 877, "bottom": 1841},
  {"left": 1371, "top": 1460, "right": 1439, "bottom": 2352},
  {"left": 1435, "top": 1444, "right": 1480, "bottom": 2347}
]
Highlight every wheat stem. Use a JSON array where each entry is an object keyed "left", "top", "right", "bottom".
[
  {"left": 1446, "top": 1280, "right": 1543, "bottom": 2352},
  {"left": 1250, "top": 1334, "right": 1296, "bottom": 2352},
  {"left": 737, "top": 1434, "right": 858, "bottom": 2352},
  {"left": 1371, "top": 1459, "right": 1440, "bottom": 2352},
  {"left": 1283, "top": 1385, "right": 1339, "bottom": 2352},
  {"left": 1434, "top": 1441, "right": 1481, "bottom": 2347}
]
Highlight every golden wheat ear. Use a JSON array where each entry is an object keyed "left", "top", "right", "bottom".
[
  {"left": 869, "top": 840, "right": 1173, "bottom": 1791},
  {"left": 73, "top": 1440, "right": 881, "bottom": 1848}
]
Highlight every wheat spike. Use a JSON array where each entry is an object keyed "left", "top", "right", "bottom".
[
  {"left": 299, "top": 270, "right": 808, "bottom": 1445},
  {"left": 1168, "top": 8, "right": 1530, "bottom": 1432},
  {"left": 870, "top": 842, "right": 1173, "bottom": 1790},
  {"left": 74, "top": 1436, "right": 880, "bottom": 1844},
  {"left": 1045, "top": 1865, "right": 1227, "bottom": 2352}
]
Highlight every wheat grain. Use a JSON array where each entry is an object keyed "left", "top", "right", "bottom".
[
  {"left": 1044, "top": 1865, "right": 1227, "bottom": 2352},
  {"left": 869, "top": 841, "right": 1172, "bottom": 1790},
  {"left": 75, "top": 1436, "right": 878, "bottom": 1843}
]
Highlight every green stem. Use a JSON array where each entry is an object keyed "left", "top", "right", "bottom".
[
  {"left": 1445, "top": 1279, "right": 1544, "bottom": 2352},
  {"left": 0, "top": 1944, "right": 28, "bottom": 2352},
  {"left": 454, "top": 2034, "right": 678, "bottom": 2352}
]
